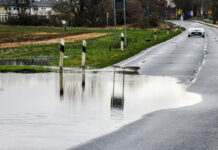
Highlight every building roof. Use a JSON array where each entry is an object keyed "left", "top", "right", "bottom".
[{"left": 0, "top": 0, "right": 63, "bottom": 7}]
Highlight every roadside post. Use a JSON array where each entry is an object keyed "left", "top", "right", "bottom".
[
  {"left": 121, "top": 32, "right": 124, "bottom": 51},
  {"left": 154, "top": 30, "right": 157, "bottom": 41},
  {"left": 167, "top": 26, "right": 170, "bottom": 35},
  {"left": 59, "top": 39, "right": 64, "bottom": 73},
  {"left": 82, "top": 40, "right": 86, "bottom": 68},
  {"left": 82, "top": 40, "right": 86, "bottom": 89}
]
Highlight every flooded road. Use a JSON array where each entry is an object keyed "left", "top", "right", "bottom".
[{"left": 0, "top": 71, "right": 202, "bottom": 150}]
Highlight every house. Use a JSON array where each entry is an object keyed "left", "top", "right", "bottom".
[
  {"left": 0, "top": 0, "right": 60, "bottom": 22},
  {"left": 157, "top": 0, "right": 168, "bottom": 8},
  {"left": 167, "top": 0, "right": 176, "bottom": 8},
  {"left": 157, "top": 0, "right": 176, "bottom": 8}
]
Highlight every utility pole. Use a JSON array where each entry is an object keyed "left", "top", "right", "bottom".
[
  {"left": 176, "top": 8, "right": 178, "bottom": 20},
  {"left": 113, "top": 0, "right": 117, "bottom": 46},
  {"left": 107, "top": 12, "right": 109, "bottom": 28},
  {"left": 166, "top": 8, "right": 168, "bottom": 27},
  {"left": 123, "top": 0, "right": 127, "bottom": 47},
  {"left": 201, "top": 0, "right": 204, "bottom": 20}
]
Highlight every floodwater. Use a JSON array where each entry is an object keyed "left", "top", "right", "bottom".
[
  {"left": 0, "top": 58, "right": 53, "bottom": 66},
  {"left": 0, "top": 71, "right": 202, "bottom": 150}
]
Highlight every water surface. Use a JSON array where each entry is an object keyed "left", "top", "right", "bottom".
[{"left": 0, "top": 71, "right": 202, "bottom": 150}]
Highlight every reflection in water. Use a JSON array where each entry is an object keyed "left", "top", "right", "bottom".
[
  {"left": 82, "top": 68, "right": 85, "bottom": 91},
  {"left": 59, "top": 72, "right": 64, "bottom": 100},
  {"left": 0, "top": 72, "right": 202, "bottom": 150},
  {"left": 111, "top": 68, "right": 125, "bottom": 110},
  {"left": 0, "top": 58, "right": 53, "bottom": 66}
]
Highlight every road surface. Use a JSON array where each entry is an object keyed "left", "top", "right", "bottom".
[{"left": 71, "top": 21, "right": 218, "bottom": 150}]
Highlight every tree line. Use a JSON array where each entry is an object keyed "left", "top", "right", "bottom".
[
  {"left": 51, "top": 0, "right": 169, "bottom": 27},
  {"left": 173, "top": 0, "right": 218, "bottom": 19},
  {"left": 5, "top": 0, "right": 218, "bottom": 26},
  {"left": 6, "top": 0, "right": 167, "bottom": 27}
]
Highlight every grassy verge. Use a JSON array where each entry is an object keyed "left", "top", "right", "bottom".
[
  {"left": 0, "top": 25, "right": 184, "bottom": 70},
  {"left": 199, "top": 21, "right": 218, "bottom": 28},
  {"left": 0, "top": 25, "right": 94, "bottom": 43},
  {"left": 0, "top": 25, "right": 115, "bottom": 44},
  {"left": 0, "top": 66, "right": 53, "bottom": 73}
]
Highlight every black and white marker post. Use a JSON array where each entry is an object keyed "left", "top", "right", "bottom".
[
  {"left": 59, "top": 39, "right": 64, "bottom": 73},
  {"left": 81, "top": 40, "right": 86, "bottom": 90},
  {"left": 121, "top": 32, "right": 124, "bottom": 51},
  {"left": 154, "top": 29, "right": 157, "bottom": 41},
  {"left": 167, "top": 25, "right": 170, "bottom": 35},
  {"left": 82, "top": 40, "right": 86, "bottom": 68}
]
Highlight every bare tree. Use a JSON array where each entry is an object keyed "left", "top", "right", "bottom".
[
  {"left": 53, "top": 0, "right": 104, "bottom": 26},
  {"left": 52, "top": 0, "right": 156, "bottom": 27},
  {"left": 15, "top": 0, "right": 31, "bottom": 15}
]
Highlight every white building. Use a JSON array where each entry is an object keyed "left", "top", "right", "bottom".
[
  {"left": 167, "top": 0, "right": 176, "bottom": 8},
  {"left": 0, "top": 0, "right": 60, "bottom": 22}
]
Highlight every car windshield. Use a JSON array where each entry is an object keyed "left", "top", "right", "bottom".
[{"left": 190, "top": 23, "right": 203, "bottom": 28}]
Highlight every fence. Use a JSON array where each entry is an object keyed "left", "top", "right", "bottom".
[{"left": 0, "top": 12, "right": 18, "bottom": 23}]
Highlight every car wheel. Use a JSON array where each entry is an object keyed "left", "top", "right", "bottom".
[
  {"left": 188, "top": 35, "right": 191, "bottom": 37},
  {"left": 202, "top": 35, "right": 205, "bottom": 38}
]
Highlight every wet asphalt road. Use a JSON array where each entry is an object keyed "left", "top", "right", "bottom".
[{"left": 71, "top": 21, "right": 218, "bottom": 150}]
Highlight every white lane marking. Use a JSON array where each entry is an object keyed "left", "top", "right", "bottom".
[
  {"left": 188, "top": 33, "right": 208, "bottom": 86},
  {"left": 118, "top": 29, "right": 187, "bottom": 68}
]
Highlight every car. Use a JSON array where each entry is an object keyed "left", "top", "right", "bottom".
[{"left": 188, "top": 27, "right": 205, "bottom": 38}]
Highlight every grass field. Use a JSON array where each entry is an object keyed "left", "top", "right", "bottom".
[
  {"left": 0, "top": 25, "right": 92, "bottom": 44},
  {"left": 0, "top": 24, "right": 184, "bottom": 71},
  {"left": 0, "top": 65, "right": 53, "bottom": 73}
]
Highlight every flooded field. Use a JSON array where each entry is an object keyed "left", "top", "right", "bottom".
[{"left": 0, "top": 71, "right": 202, "bottom": 150}]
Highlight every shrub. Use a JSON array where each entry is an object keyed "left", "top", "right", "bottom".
[{"left": 6, "top": 15, "right": 49, "bottom": 26}]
